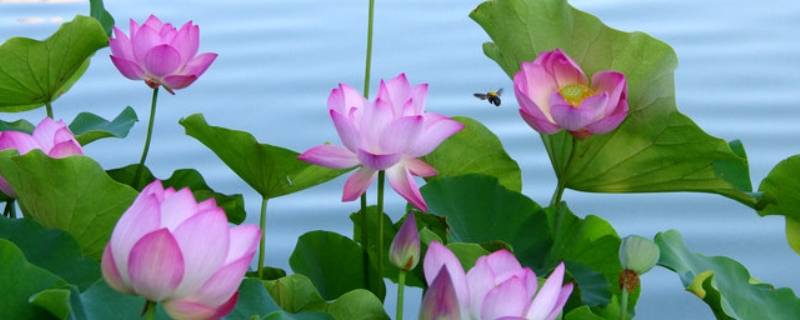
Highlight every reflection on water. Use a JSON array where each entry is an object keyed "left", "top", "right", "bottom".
[
  {"left": 1, "top": 0, "right": 799, "bottom": 319},
  {"left": 15, "top": 16, "right": 64, "bottom": 24}
]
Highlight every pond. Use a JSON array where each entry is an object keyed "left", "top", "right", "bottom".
[{"left": 1, "top": 0, "right": 799, "bottom": 318}]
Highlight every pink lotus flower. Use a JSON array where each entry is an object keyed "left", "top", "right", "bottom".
[
  {"left": 0, "top": 118, "right": 82, "bottom": 197},
  {"left": 421, "top": 241, "right": 573, "bottom": 320},
  {"left": 101, "top": 180, "right": 260, "bottom": 320},
  {"left": 110, "top": 15, "right": 217, "bottom": 92},
  {"left": 389, "top": 214, "right": 421, "bottom": 271},
  {"left": 514, "top": 49, "right": 628, "bottom": 138},
  {"left": 298, "top": 74, "right": 463, "bottom": 211}
]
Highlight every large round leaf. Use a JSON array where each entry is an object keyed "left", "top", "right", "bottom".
[
  {"left": 656, "top": 230, "right": 800, "bottom": 319},
  {"left": 423, "top": 116, "right": 522, "bottom": 192},
  {"left": 180, "top": 114, "right": 349, "bottom": 199},
  {"left": 757, "top": 155, "right": 800, "bottom": 254},
  {"left": 0, "top": 151, "right": 138, "bottom": 258},
  {"left": 265, "top": 274, "right": 388, "bottom": 320},
  {"left": 471, "top": 0, "right": 757, "bottom": 206},
  {"left": 0, "top": 239, "right": 66, "bottom": 320},
  {"left": 0, "top": 16, "right": 108, "bottom": 112},
  {"left": 0, "top": 218, "right": 99, "bottom": 290},
  {"left": 289, "top": 231, "right": 385, "bottom": 301}
]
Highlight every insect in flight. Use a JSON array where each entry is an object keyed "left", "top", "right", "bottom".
[{"left": 474, "top": 88, "right": 503, "bottom": 107}]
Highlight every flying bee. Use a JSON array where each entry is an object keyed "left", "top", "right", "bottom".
[{"left": 474, "top": 88, "right": 503, "bottom": 107}]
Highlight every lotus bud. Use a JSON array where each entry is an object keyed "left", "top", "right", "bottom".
[
  {"left": 619, "top": 235, "right": 660, "bottom": 275},
  {"left": 389, "top": 214, "right": 421, "bottom": 271}
]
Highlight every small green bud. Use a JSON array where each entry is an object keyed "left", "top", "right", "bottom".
[{"left": 619, "top": 235, "right": 660, "bottom": 275}]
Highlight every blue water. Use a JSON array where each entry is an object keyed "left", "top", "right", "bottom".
[{"left": 1, "top": 0, "right": 799, "bottom": 319}]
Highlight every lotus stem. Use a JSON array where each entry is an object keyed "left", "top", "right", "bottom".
[
  {"left": 257, "top": 196, "right": 268, "bottom": 278},
  {"left": 376, "top": 170, "right": 385, "bottom": 279},
  {"left": 396, "top": 270, "right": 406, "bottom": 320},
  {"left": 133, "top": 87, "right": 160, "bottom": 187},
  {"left": 45, "top": 102, "right": 53, "bottom": 118}
]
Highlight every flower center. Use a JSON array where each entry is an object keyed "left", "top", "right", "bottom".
[{"left": 558, "top": 84, "right": 595, "bottom": 107}]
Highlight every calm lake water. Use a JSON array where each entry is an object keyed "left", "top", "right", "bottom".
[{"left": 2, "top": 0, "right": 799, "bottom": 319}]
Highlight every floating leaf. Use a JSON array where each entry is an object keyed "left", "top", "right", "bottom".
[
  {"left": 423, "top": 116, "right": 522, "bottom": 191},
  {"left": 656, "top": 230, "right": 800, "bottom": 319},
  {"left": 471, "top": 0, "right": 757, "bottom": 206},
  {"left": 70, "top": 107, "right": 138, "bottom": 146},
  {"left": 180, "top": 114, "right": 349, "bottom": 199},
  {"left": 289, "top": 231, "right": 385, "bottom": 301},
  {"left": 0, "top": 151, "right": 137, "bottom": 258},
  {"left": 0, "top": 119, "right": 34, "bottom": 133},
  {"left": 108, "top": 164, "right": 246, "bottom": 224},
  {"left": 0, "top": 16, "right": 108, "bottom": 112},
  {"left": 89, "top": 0, "right": 115, "bottom": 37},
  {"left": 30, "top": 280, "right": 171, "bottom": 320},
  {"left": 0, "top": 217, "right": 99, "bottom": 290},
  {"left": 0, "top": 239, "right": 66, "bottom": 320}
]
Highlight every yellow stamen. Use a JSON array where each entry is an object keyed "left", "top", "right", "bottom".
[{"left": 558, "top": 83, "right": 595, "bottom": 107}]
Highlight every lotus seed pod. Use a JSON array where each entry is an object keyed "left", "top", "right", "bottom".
[{"left": 619, "top": 235, "right": 660, "bottom": 275}]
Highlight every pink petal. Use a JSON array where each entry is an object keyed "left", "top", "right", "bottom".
[
  {"left": 110, "top": 192, "right": 162, "bottom": 283},
  {"left": 128, "top": 18, "right": 140, "bottom": 39},
  {"left": 196, "top": 198, "right": 218, "bottom": 212},
  {"left": 405, "top": 158, "right": 437, "bottom": 177},
  {"left": 342, "top": 167, "right": 376, "bottom": 201},
  {"left": 423, "top": 241, "right": 468, "bottom": 308},
  {"left": 127, "top": 228, "right": 184, "bottom": 301},
  {"left": 465, "top": 255, "right": 497, "bottom": 317},
  {"left": 163, "top": 75, "right": 199, "bottom": 90},
  {"left": 404, "top": 83, "right": 429, "bottom": 116},
  {"left": 141, "top": 180, "right": 166, "bottom": 201},
  {"left": 544, "top": 283, "right": 574, "bottom": 320},
  {"left": 190, "top": 253, "right": 253, "bottom": 306},
  {"left": 377, "top": 73, "right": 411, "bottom": 115},
  {"left": 142, "top": 14, "right": 164, "bottom": 30},
  {"left": 357, "top": 149, "right": 402, "bottom": 171},
  {"left": 591, "top": 71, "right": 627, "bottom": 110},
  {"left": 483, "top": 250, "right": 524, "bottom": 280},
  {"left": 0, "top": 177, "right": 16, "bottom": 198},
  {"left": 519, "top": 108, "right": 561, "bottom": 135},
  {"left": 407, "top": 113, "right": 464, "bottom": 157},
  {"left": 549, "top": 92, "right": 609, "bottom": 132},
  {"left": 144, "top": 44, "right": 182, "bottom": 78},
  {"left": 110, "top": 55, "right": 146, "bottom": 80},
  {"left": 480, "top": 276, "right": 530, "bottom": 320},
  {"left": 389, "top": 214, "right": 420, "bottom": 271},
  {"left": 387, "top": 164, "right": 428, "bottom": 212},
  {"left": 171, "top": 209, "right": 230, "bottom": 298},
  {"left": 359, "top": 98, "right": 395, "bottom": 151},
  {"left": 163, "top": 300, "right": 216, "bottom": 320},
  {"left": 32, "top": 118, "right": 65, "bottom": 151},
  {"left": 379, "top": 115, "right": 423, "bottom": 154},
  {"left": 132, "top": 25, "right": 161, "bottom": 64},
  {"left": 526, "top": 263, "right": 566, "bottom": 320},
  {"left": 101, "top": 245, "right": 131, "bottom": 294},
  {"left": 160, "top": 188, "right": 199, "bottom": 230},
  {"left": 329, "top": 110, "right": 360, "bottom": 153},
  {"left": 170, "top": 22, "right": 199, "bottom": 64},
  {"left": 536, "top": 49, "right": 588, "bottom": 87},
  {"left": 0, "top": 131, "right": 40, "bottom": 155},
  {"left": 298, "top": 144, "right": 358, "bottom": 169},
  {"left": 328, "top": 83, "right": 365, "bottom": 115},
  {"left": 585, "top": 99, "right": 629, "bottom": 135},
  {"left": 225, "top": 224, "right": 260, "bottom": 264},
  {"left": 182, "top": 53, "right": 217, "bottom": 78},
  {"left": 110, "top": 27, "right": 134, "bottom": 61},
  {"left": 419, "top": 267, "right": 461, "bottom": 320},
  {"left": 48, "top": 141, "right": 83, "bottom": 158},
  {"left": 516, "top": 61, "right": 558, "bottom": 120}
]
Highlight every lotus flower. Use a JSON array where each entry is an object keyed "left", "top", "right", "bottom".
[
  {"left": 101, "top": 180, "right": 260, "bottom": 320},
  {"left": 298, "top": 73, "right": 464, "bottom": 211},
  {"left": 110, "top": 15, "right": 217, "bottom": 92},
  {"left": 514, "top": 49, "right": 628, "bottom": 138},
  {"left": 389, "top": 214, "right": 421, "bottom": 271},
  {"left": 0, "top": 118, "right": 83, "bottom": 197},
  {"left": 421, "top": 241, "right": 573, "bottom": 320}
]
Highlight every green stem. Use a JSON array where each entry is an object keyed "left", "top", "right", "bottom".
[
  {"left": 257, "top": 197, "right": 268, "bottom": 278},
  {"left": 549, "top": 137, "right": 577, "bottom": 231},
  {"left": 363, "top": 0, "right": 376, "bottom": 96},
  {"left": 45, "top": 102, "right": 53, "bottom": 118},
  {"left": 9, "top": 200, "right": 16, "bottom": 219},
  {"left": 141, "top": 301, "right": 156, "bottom": 320},
  {"left": 620, "top": 288, "right": 629, "bottom": 320},
  {"left": 132, "top": 87, "right": 160, "bottom": 187},
  {"left": 396, "top": 271, "right": 406, "bottom": 320},
  {"left": 360, "top": 193, "right": 370, "bottom": 287},
  {"left": 376, "top": 170, "right": 385, "bottom": 279}
]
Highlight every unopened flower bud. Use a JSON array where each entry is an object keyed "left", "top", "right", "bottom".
[
  {"left": 389, "top": 214, "right": 420, "bottom": 271},
  {"left": 619, "top": 235, "right": 660, "bottom": 275}
]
